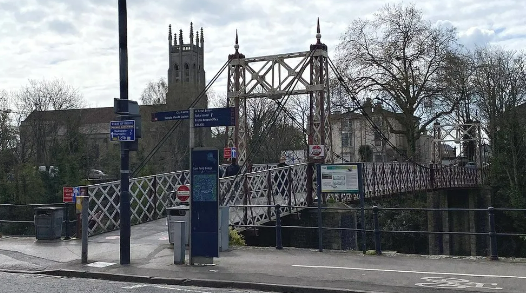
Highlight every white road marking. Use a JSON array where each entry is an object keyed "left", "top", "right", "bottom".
[
  {"left": 122, "top": 284, "right": 211, "bottom": 292},
  {"left": 292, "top": 264, "right": 526, "bottom": 280},
  {"left": 416, "top": 277, "right": 503, "bottom": 290},
  {"left": 86, "top": 261, "right": 116, "bottom": 268}
]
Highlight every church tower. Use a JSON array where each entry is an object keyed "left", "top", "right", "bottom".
[
  {"left": 167, "top": 22, "right": 207, "bottom": 110},
  {"left": 162, "top": 23, "right": 208, "bottom": 170}
]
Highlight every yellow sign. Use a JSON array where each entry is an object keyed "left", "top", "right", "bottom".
[{"left": 75, "top": 187, "right": 88, "bottom": 214}]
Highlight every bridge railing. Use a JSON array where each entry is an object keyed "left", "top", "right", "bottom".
[
  {"left": 221, "top": 163, "right": 309, "bottom": 226},
  {"left": 86, "top": 162, "right": 484, "bottom": 236},
  {"left": 87, "top": 163, "right": 309, "bottom": 235}
]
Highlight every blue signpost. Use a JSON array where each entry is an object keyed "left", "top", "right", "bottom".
[
  {"left": 110, "top": 120, "right": 136, "bottom": 142},
  {"left": 190, "top": 148, "right": 219, "bottom": 262},
  {"left": 150, "top": 110, "right": 190, "bottom": 122},
  {"left": 193, "top": 107, "right": 235, "bottom": 127},
  {"left": 151, "top": 107, "right": 235, "bottom": 127}
]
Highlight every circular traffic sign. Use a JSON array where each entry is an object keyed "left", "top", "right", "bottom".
[
  {"left": 311, "top": 145, "right": 322, "bottom": 156},
  {"left": 176, "top": 185, "right": 190, "bottom": 202}
]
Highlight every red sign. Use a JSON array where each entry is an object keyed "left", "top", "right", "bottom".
[
  {"left": 224, "top": 147, "right": 232, "bottom": 159},
  {"left": 176, "top": 185, "right": 190, "bottom": 202},
  {"left": 309, "top": 144, "right": 325, "bottom": 158},
  {"left": 63, "top": 187, "right": 74, "bottom": 203}
]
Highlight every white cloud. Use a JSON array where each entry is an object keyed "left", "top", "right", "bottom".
[{"left": 0, "top": 0, "right": 525, "bottom": 108}]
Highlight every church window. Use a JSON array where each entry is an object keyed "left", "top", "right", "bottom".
[
  {"left": 185, "top": 63, "right": 190, "bottom": 82},
  {"left": 174, "top": 63, "right": 180, "bottom": 82}
]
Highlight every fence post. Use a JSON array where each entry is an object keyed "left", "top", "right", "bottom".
[
  {"left": 488, "top": 207, "right": 498, "bottom": 260},
  {"left": 63, "top": 203, "right": 70, "bottom": 240},
  {"left": 275, "top": 204, "right": 283, "bottom": 250},
  {"left": 373, "top": 206, "right": 382, "bottom": 255}
]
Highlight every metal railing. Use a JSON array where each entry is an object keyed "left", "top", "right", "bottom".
[
  {"left": 229, "top": 204, "right": 526, "bottom": 260},
  {"left": 1, "top": 162, "right": 483, "bottom": 238},
  {"left": 0, "top": 203, "right": 78, "bottom": 238}
]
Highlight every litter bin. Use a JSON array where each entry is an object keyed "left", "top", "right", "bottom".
[
  {"left": 34, "top": 207, "right": 64, "bottom": 240},
  {"left": 167, "top": 205, "right": 189, "bottom": 245}
]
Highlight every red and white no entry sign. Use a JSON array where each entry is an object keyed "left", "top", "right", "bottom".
[{"left": 176, "top": 185, "right": 190, "bottom": 202}]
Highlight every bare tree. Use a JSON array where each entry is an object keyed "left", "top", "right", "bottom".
[
  {"left": 13, "top": 79, "right": 84, "bottom": 165},
  {"left": 472, "top": 47, "right": 526, "bottom": 146},
  {"left": 246, "top": 98, "right": 304, "bottom": 163},
  {"left": 335, "top": 4, "right": 461, "bottom": 156},
  {"left": 140, "top": 78, "right": 168, "bottom": 105}
]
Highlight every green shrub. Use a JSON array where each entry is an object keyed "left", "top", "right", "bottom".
[{"left": 229, "top": 227, "right": 246, "bottom": 246}]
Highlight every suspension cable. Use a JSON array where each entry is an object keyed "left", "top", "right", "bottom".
[
  {"left": 327, "top": 57, "right": 431, "bottom": 169},
  {"left": 131, "top": 60, "right": 230, "bottom": 177}
]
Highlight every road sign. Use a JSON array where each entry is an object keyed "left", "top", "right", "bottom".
[
  {"left": 194, "top": 107, "right": 235, "bottom": 127},
  {"left": 110, "top": 120, "right": 135, "bottom": 141},
  {"left": 63, "top": 187, "right": 74, "bottom": 203},
  {"left": 151, "top": 110, "right": 190, "bottom": 122},
  {"left": 224, "top": 147, "right": 232, "bottom": 159},
  {"left": 176, "top": 185, "right": 190, "bottom": 202},
  {"left": 309, "top": 144, "right": 325, "bottom": 158}
]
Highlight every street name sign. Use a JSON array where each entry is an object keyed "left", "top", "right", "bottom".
[
  {"left": 193, "top": 107, "right": 235, "bottom": 127},
  {"left": 151, "top": 110, "right": 190, "bottom": 122}
]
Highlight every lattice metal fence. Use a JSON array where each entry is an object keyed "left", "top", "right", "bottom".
[{"left": 86, "top": 162, "right": 482, "bottom": 236}]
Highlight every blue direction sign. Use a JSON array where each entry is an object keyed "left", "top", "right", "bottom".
[
  {"left": 194, "top": 107, "right": 235, "bottom": 128},
  {"left": 151, "top": 110, "right": 190, "bottom": 122},
  {"left": 110, "top": 120, "right": 136, "bottom": 141}
]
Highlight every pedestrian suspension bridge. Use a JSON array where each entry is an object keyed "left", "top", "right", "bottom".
[{"left": 86, "top": 20, "right": 484, "bottom": 236}]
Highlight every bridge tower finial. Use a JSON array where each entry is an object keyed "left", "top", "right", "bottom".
[
  {"left": 316, "top": 17, "right": 321, "bottom": 44},
  {"left": 234, "top": 29, "right": 239, "bottom": 53}
]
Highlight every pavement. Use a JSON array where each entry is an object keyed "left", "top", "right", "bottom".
[{"left": 1, "top": 219, "right": 526, "bottom": 293}]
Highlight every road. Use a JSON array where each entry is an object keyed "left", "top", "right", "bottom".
[{"left": 0, "top": 272, "right": 271, "bottom": 293}]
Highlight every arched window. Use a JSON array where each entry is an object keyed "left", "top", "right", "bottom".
[
  {"left": 174, "top": 63, "right": 180, "bottom": 82},
  {"left": 184, "top": 63, "right": 190, "bottom": 82}
]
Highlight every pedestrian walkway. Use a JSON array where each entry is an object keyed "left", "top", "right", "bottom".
[{"left": 1, "top": 219, "right": 525, "bottom": 293}]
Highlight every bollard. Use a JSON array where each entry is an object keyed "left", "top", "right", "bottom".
[
  {"left": 275, "top": 204, "right": 283, "bottom": 250},
  {"left": 488, "top": 207, "right": 498, "bottom": 261},
  {"left": 372, "top": 206, "right": 382, "bottom": 255},
  {"left": 219, "top": 206, "right": 230, "bottom": 252},
  {"left": 81, "top": 196, "right": 88, "bottom": 264},
  {"left": 173, "top": 220, "right": 186, "bottom": 265}
]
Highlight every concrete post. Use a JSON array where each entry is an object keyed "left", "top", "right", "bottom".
[
  {"left": 173, "top": 221, "right": 186, "bottom": 265},
  {"left": 219, "top": 206, "right": 229, "bottom": 252}
]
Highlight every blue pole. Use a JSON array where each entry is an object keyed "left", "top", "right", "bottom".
[
  {"left": 316, "top": 164, "right": 323, "bottom": 252},
  {"left": 275, "top": 204, "right": 283, "bottom": 250}
]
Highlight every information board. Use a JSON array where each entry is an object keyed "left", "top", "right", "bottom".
[
  {"left": 190, "top": 148, "right": 219, "bottom": 259},
  {"left": 320, "top": 164, "right": 361, "bottom": 193}
]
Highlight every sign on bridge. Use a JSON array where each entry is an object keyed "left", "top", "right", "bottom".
[
  {"left": 151, "top": 110, "right": 189, "bottom": 122},
  {"left": 151, "top": 107, "right": 235, "bottom": 128},
  {"left": 193, "top": 107, "right": 235, "bottom": 127},
  {"left": 319, "top": 164, "right": 361, "bottom": 193}
]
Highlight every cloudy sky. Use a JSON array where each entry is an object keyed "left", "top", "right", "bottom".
[{"left": 1, "top": 0, "right": 525, "bottom": 109}]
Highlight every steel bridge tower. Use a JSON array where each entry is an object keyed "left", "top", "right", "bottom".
[{"left": 226, "top": 19, "right": 332, "bottom": 205}]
